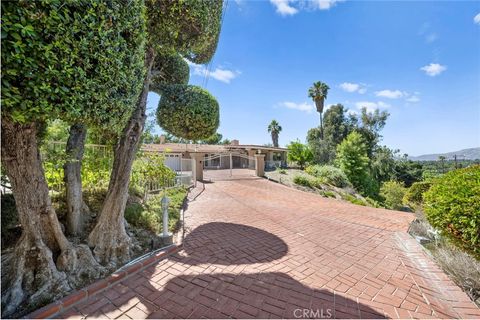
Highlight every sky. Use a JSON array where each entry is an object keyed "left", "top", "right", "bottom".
[{"left": 147, "top": 0, "right": 480, "bottom": 157}]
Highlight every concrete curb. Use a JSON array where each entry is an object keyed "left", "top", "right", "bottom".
[{"left": 27, "top": 244, "right": 182, "bottom": 319}]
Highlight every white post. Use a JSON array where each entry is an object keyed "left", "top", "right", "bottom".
[
  {"left": 161, "top": 195, "right": 170, "bottom": 238},
  {"left": 229, "top": 152, "right": 233, "bottom": 177}
]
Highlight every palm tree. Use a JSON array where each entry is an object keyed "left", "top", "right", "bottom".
[
  {"left": 308, "top": 81, "right": 330, "bottom": 139},
  {"left": 268, "top": 120, "right": 282, "bottom": 147}
]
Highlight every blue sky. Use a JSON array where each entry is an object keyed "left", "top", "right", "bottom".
[{"left": 148, "top": 0, "right": 480, "bottom": 156}]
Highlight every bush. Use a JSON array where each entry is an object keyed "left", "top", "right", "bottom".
[
  {"left": 423, "top": 166, "right": 480, "bottom": 258},
  {"left": 125, "top": 187, "right": 187, "bottom": 233},
  {"left": 403, "top": 181, "right": 433, "bottom": 208},
  {"left": 157, "top": 84, "right": 220, "bottom": 140},
  {"left": 342, "top": 193, "right": 367, "bottom": 206},
  {"left": 380, "top": 181, "right": 407, "bottom": 210},
  {"left": 293, "top": 175, "right": 312, "bottom": 188},
  {"left": 335, "top": 132, "right": 374, "bottom": 196},
  {"left": 305, "top": 165, "right": 350, "bottom": 188}
]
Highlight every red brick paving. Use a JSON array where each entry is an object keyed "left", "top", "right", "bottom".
[{"left": 55, "top": 170, "right": 479, "bottom": 319}]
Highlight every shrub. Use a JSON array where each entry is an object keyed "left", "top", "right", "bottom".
[
  {"left": 287, "top": 141, "right": 313, "bottom": 169},
  {"left": 293, "top": 175, "right": 312, "bottom": 188},
  {"left": 125, "top": 187, "right": 187, "bottom": 233},
  {"left": 335, "top": 132, "right": 373, "bottom": 196},
  {"left": 157, "top": 85, "right": 220, "bottom": 140},
  {"left": 342, "top": 193, "right": 367, "bottom": 206},
  {"left": 380, "top": 181, "right": 407, "bottom": 210},
  {"left": 403, "top": 181, "right": 433, "bottom": 208},
  {"left": 423, "top": 166, "right": 480, "bottom": 257},
  {"left": 305, "top": 165, "right": 350, "bottom": 188}
]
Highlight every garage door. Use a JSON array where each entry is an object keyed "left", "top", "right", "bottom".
[{"left": 164, "top": 154, "right": 181, "bottom": 171}]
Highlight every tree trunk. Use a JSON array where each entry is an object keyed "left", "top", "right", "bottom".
[
  {"left": 88, "top": 47, "right": 156, "bottom": 267},
  {"left": 319, "top": 112, "right": 324, "bottom": 140},
  {"left": 64, "top": 123, "right": 88, "bottom": 236},
  {"left": 1, "top": 119, "right": 105, "bottom": 318}
]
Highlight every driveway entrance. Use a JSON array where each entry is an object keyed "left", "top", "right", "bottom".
[
  {"left": 204, "top": 153, "right": 257, "bottom": 181},
  {"left": 56, "top": 178, "right": 479, "bottom": 319}
]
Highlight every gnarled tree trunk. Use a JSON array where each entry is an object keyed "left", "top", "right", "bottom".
[
  {"left": 88, "top": 47, "right": 156, "bottom": 267},
  {"left": 64, "top": 123, "right": 88, "bottom": 236},
  {"left": 1, "top": 119, "right": 105, "bottom": 318}
]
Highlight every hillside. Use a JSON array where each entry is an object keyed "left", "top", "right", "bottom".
[{"left": 409, "top": 147, "right": 480, "bottom": 161}]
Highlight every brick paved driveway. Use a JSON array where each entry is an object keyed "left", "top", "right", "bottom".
[{"left": 60, "top": 171, "right": 479, "bottom": 319}]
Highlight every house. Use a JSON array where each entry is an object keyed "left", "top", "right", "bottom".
[{"left": 141, "top": 138, "right": 288, "bottom": 172}]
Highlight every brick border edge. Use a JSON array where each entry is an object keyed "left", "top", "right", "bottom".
[{"left": 27, "top": 244, "right": 182, "bottom": 319}]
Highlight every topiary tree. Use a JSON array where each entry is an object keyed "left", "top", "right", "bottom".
[
  {"left": 150, "top": 50, "right": 190, "bottom": 94},
  {"left": 1, "top": 0, "right": 146, "bottom": 316},
  {"left": 88, "top": 0, "right": 224, "bottom": 266},
  {"left": 423, "top": 166, "right": 480, "bottom": 258},
  {"left": 157, "top": 85, "right": 220, "bottom": 140}
]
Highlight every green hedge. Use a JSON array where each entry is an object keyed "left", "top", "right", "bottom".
[
  {"left": 150, "top": 51, "right": 189, "bottom": 94},
  {"left": 1, "top": 0, "right": 146, "bottom": 130},
  {"left": 305, "top": 165, "right": 350, "bottom": 188},
  {"left": 403, "top": 181, "right": 432, "bottom": 208},
  {"left": 157, "top": 85, "right": 219, "bottom": 140},
  {"left": 423, "top": 166, "right": 480, "bottom": 258}
]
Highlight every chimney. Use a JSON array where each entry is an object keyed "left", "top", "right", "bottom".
[
  {"left": 231, "top": 139, "right": 239, "bottom": 146},
  {"left": 160, "top": 135, "right": 166, "bottom": 144}
]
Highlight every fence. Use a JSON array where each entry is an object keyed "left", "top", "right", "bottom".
[{"left": 41, "top": 141, "right": 192, "bottom": 197}]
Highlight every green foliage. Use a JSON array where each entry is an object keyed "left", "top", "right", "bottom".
[
  {"left": 423, "top": 166, "right": 480, "bottom": 257},
  {"left": 146, "top": 0, "right": 223, "bottom": 64},
  {"left": 380, "top": 181, "right": 407, "bottom": 210},
  {"left": 268, "top": 120, "right": 282, "bottom": 147},
  {"left": 293, "top": 175, "right": 313, "bottom": 188},
  {"left": 157, "top": 85, "right": 219, "bottom": 140},
  {"left": 308, "top": 81, "right": 330, "bottom": 100},
  {"left": 307, "top": 128, "right": 333, "bottom": 164},
  {"left": 403, "top": 181, "right": 432, "bottom": 208},
  {"left": 131, "top": 152, "right": 176, "bottom": 190},
  {"left": 335, "top": 132, "right": 374, "bottom": 196},
  {"left": 342, "top": 193, "right": 368, "bottom": 206},
  {"left": 1, "top": 0, "right": 146, "bottom": 129},
  {"left": 287, "top": 141, "right": 313, "bottom": 169},
  {"left": 305, "top": 165, "right": 350, "bottom": 188},
  {"left": 150, "top": 51, "right": 189, "bottom": 94},
  {"left": 125, "top": 187, "right": 187, "bottom": 233}
]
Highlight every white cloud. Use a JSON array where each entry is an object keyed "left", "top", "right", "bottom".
[
  {"left": 375, "top": 89, "right": 405, "bottom": 99},
  {"left": 188, "top": 61, "right": 241, "bottom": 83},
  {"left": 474, "top": 13, "right": 480, "bottom": 25},
  {"left": 310, "top": 0, "right": 344, "bottom": 10},
  {"left": 355, "top": 101, "right": 390, "bottom": 112},
  {"left": 279, "top": 101, "right": 314, "bottom": 113},
  {"left": 270, "top": 0, "right": 298, "bottom": 16},
  {"left": 420, "top": 63, "right": 447, "bottom": 76},
  {"left": 406, "top": 96, "right": 420, "bottom": 103},
  {"left": 339, "top": 82, "right": 367, "bottom": 94},
  {"left": 346, "top": 109, "right": 358, "bottom": 116},
  {"left": 270, "top": 0, "right": 344, "bottom": 16}
]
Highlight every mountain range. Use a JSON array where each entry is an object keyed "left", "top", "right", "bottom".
[{"left": 409, "top": 147, "right": 480, "bottom": 161}]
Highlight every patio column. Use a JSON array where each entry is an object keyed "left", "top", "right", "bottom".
[
  {"left": 247, "top": 149, "right": 256, "bottom": 168},
  {"left": 254, "top": 154, "right": 265, "bottom": 177},
  {"left": 191, "top": 152, "right": 205, "bottom": 182}
]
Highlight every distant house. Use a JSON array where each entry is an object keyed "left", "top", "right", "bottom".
[{"left": 141, "top": 138, "right": 288, "bottom": 171}]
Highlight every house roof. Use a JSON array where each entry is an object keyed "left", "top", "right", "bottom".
[{"left": 141, "top": 143, "right": 287, "bottom": 154}]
